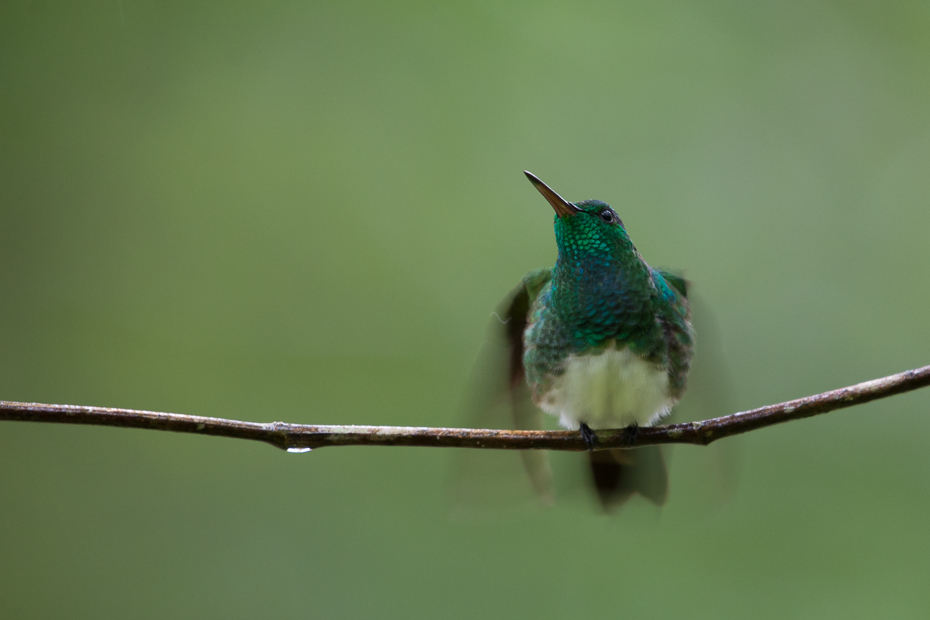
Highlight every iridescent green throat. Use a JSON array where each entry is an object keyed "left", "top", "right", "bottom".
[{"left": 550, "top": 200, "right": 658, "bottom": 351}]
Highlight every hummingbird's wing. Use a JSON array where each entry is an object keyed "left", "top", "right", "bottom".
[
  {"left": 660, "top": 279, "right": 742, "bottom": 502},
  {"left": 502, "top": 269, "right": 556, "bottom": 503},
  {"left": 448, "top": 269, "right": 557, "bottom": 514}
]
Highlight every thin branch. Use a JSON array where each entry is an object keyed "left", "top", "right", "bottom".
[{"left": 1, "top": 365, "right": 929, "bottom": 452}]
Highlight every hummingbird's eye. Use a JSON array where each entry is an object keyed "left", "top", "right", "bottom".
[{"left": 599, "top": 210, "right": 615, "bottom": 223}]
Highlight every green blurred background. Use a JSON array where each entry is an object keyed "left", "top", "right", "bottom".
[{"left": 2, "top": 1, "right": 930, "bottom": 617}]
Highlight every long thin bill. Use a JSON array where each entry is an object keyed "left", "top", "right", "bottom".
[{"left": 524, "top": 171, "right": 579, "bottom": 217}]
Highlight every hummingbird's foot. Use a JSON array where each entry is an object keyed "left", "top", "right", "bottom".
[
  {"left": 622, "top": 423, "right": 639, "bottom": 446},
  {"left": 579, "top": 423, "right": 598, "bottom": 451}
]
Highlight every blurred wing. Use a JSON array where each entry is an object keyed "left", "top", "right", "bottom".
[
  {"left": 668, "top": 287, "right": 743, "bottom": 501},
  {"left": 447, "top": 269, "right": 555, "bottom": 516},
  {"left": 502, "top": 269, "right": 555, "bottom": 502}
]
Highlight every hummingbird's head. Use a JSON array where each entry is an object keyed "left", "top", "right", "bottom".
[{"left": 523, "top": 171, "right": 634, "bottom": 263}]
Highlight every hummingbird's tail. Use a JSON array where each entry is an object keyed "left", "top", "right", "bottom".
[{"left": 588, "top": 446, "right": 668, "bottom": 509}]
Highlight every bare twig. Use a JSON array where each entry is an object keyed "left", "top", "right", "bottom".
[{"left": 1, "top": 364, "right": 928, "bottom": 452}]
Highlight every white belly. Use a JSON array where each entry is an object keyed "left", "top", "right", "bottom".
[{"left": 537, "top": 347, "right": 675, "bottom": 430}]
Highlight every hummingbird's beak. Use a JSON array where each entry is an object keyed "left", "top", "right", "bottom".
[{"left": 524, "top": 171, "right": 580, "bottom": 217}]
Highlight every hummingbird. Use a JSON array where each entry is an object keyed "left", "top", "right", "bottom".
[{"left": 491, "top": 171, "right": 694, "bottom": 509}]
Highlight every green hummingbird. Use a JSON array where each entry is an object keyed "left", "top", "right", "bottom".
[{"left": 490, "top": 171, "right": 695, "bottom": 508}]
